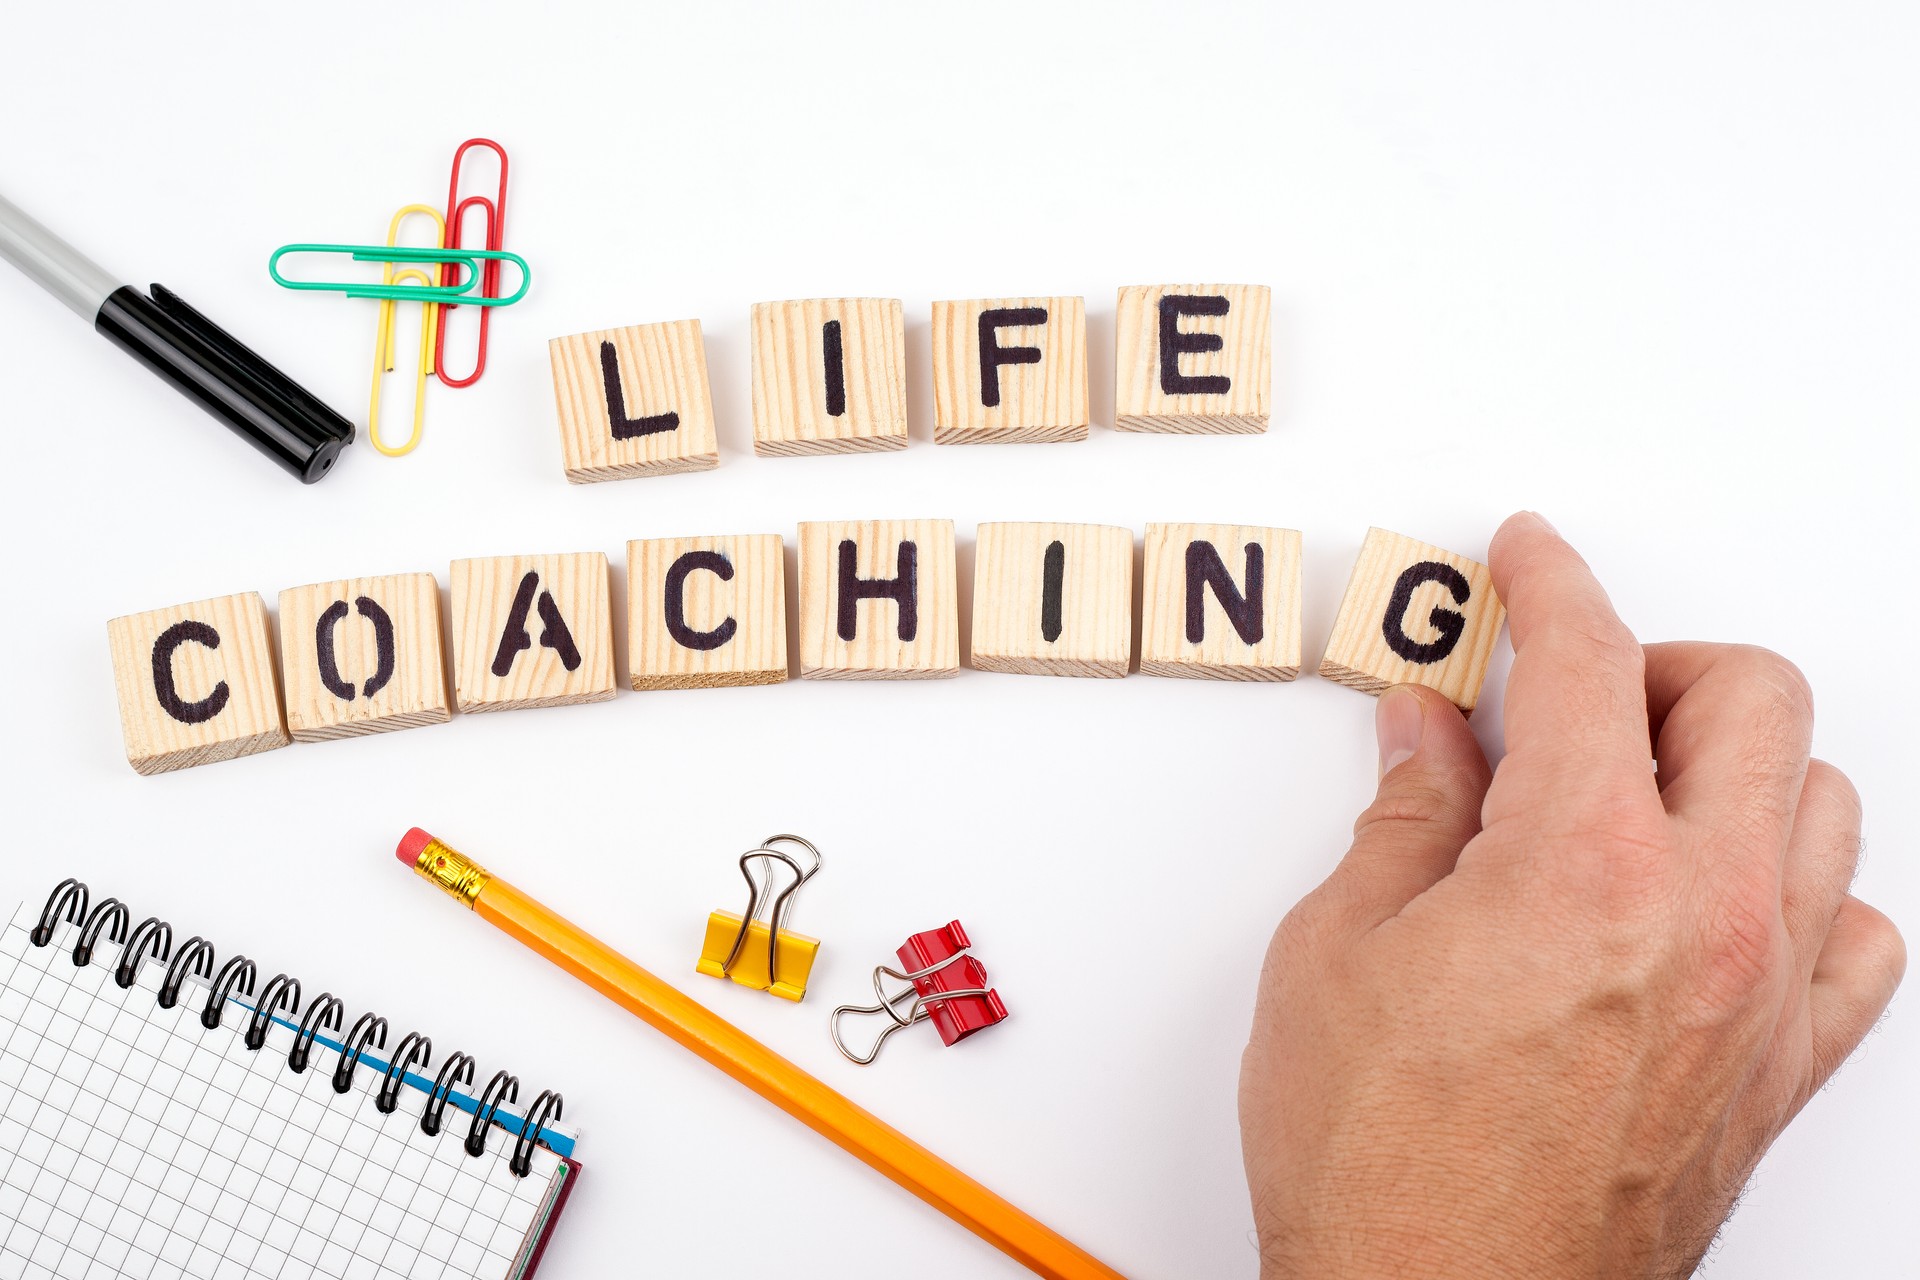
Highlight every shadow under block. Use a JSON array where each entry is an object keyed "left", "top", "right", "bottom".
[
  {"left": 750, "top": 299, "right": 908, "bottom": 456},
  {"left": 1319, "top": 528, "right": 1505, "bottom": 713},
  {"left": 107, "top": 593, "right": 290, "bottom": 775},
  {"left": 450, "top": 553, "right": 617, "bottom": 712},
  {"left": 276, "top": 574, "right": 451, "bottom": 742},
  {"left": 548, "top": 320, "right": 721, "bottom": 483},
  {"left": 971, "top": 523, "right": 1134, "bottom": 677},
  {"left": 930, "top": 297, "right": 1088, "bottom": 444},
  {"left": 1139, "top": 524, "right": 1303, "bottom": 680},
  {"left": 626, "top": 535, "right": 790, "bottom": 690},
  {"left": 1115, "top": 284, "right": 1271, "bottom": 434},
  {"left": 798, "top": 520, "right": 959, "bottom": 680}
]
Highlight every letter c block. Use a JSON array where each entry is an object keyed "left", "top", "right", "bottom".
[
  {"left": 106, "top": 592, "right": 289, "bottom": 775},
  {"left": 626, "top": 534, "right": 790, "bottom": 689},
  {"left": 277, "top": 573, "right": 451, "bottom": 742}
]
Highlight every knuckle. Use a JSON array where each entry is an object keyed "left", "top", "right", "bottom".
[
  {"left": 1802, "top": 759, "right": 1863, "bottom": 828},
  {"left": 1724, "top": 645, "right": 1815, "bottom": 723},
  {"left": 1352, "top": 780, "right": 1465, "bottom": 840},
  {"left": 1696, "top": 885, "right": 1788, "bottom": 1006}
]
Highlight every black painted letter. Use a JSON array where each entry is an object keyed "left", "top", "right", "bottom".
[
  {"left": 1159, "top": 295, "right": 1231, "bottom": 395},
  {"left": 821, "top": 319, "right": 847, "bottom": 418},
  {"left": 836, "top": 539, "right": 918, "bottom": 642},
  {"left": 492, "top": 573, "right": 584, "bottom": 677},
  {"left": 150, "top": 621, "right": 229, "bottom": 725},
  {"left": 315, "top": 597, "right": 397, "bottom": 701},
  {"left": 1040, "top": 541, "right": 1066, "bottom": 643},
  {"left": 1185, "top": 541, "right": 1264, "bottom": 645},
  {"left": 1382, "top": 562, "right": 1471, "bottom": 664},
  {"left": 664, "top": 551, "right": 738, "bottom": 652},
  {"left": 600, "top": 340, "right": 680, "bottom": 440},
  {"left": 977, "top": 307, "right": 1047, "bottom": 408}
]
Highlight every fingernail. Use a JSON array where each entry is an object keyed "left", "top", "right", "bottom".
[
  {"left": 1376, "top": 686, "right": 1425, "bottom": 775},
  {"left": 1526, "top": 510, "right": 1560, "bottom": 536}
]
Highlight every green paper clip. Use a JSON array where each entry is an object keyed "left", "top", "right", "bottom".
[{"left": 268, "top": 244, "right": 531, "bottom": 306}]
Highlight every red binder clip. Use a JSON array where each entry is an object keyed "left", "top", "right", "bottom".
[{"left": 829, "top": 921, "right": 1008, "bottom": 1065}]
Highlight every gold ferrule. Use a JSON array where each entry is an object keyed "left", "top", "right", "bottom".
[{"left": 412, "top": 837, "right": 491, "bottom": 909}]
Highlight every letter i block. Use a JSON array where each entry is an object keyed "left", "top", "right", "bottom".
[
  {"left": 751, "top": 299, "right": 908, "bottom": 456},
  {"left": 1319, "top": 529, "right": 1505, "bottom": 713},
  {"left": 1139, "top": 523, "right": 1302, "bottom": 680},
  {"left": 548, "top": 320, "right": 721, "bottom": 483},
  {"left": 626, "top": 535, "right": 790, "bottom": 689},
  {"left": 276, "top": 574, "right": 451, "bottom": 742},
  {"left": 798, "top": 520, "right": 959, "bottom": 680},
  {"left": 1115, "top": 284, "right": 1271, "bottom": 434},
  {"left": 931, "top": 297, "right": 1088, "bottom": 444},
  {"left": 106, "top": 593, "right": 290, "bottom": 775},
  {"left": 971, "top": 523, "right": 1134, "bottom": 678},
  {"left": 450, "top": 553, "right": 617, "bottom": 712}
]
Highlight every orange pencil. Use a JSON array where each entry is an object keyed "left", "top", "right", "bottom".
[{"left": 396, "top": 828, "right": 1124, "bottom": 1280}]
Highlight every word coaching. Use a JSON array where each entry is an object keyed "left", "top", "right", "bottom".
[{"left": 105, "top": 523, "right": 1506, "bottom": 776}]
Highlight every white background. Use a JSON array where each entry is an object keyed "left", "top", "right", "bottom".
[{"left": 1, "top": 3, "right": 1915, "bottom": 1276}]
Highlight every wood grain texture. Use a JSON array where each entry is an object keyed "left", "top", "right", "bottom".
[
  {"left": 106, "top": 593, "right": 289, "bottom": 775},
  {"left": 1318, "top": 528, "right": 1505, "bottom": 712},
  {"left": 751, "top": 299, "right": 908, "bottom": 456},
  {"left": 548, "top": 320, "right": 721, "bottom": 483},
  {"left": 930, "top": 297, "right": 1088, "bottom": 444},
  {"left": 626, "top": 534, "right": 789, "bottom": 690},
  {"left": 1139, "top": 523, "right": 1302, "bottom": 680},
  {"left": 450, "top": 553, "right": 617, "bottom": 712},
  {"left": 277, "top": 573, "right": 451, "bottom": 742},
  {"left": 1114, "top": 284, "right": 1271, "bottom": 434},
  {"left": 971, "top": 522, "right": 1133, "bottom": 678},
  {"left": 798, "top": 519, "right": 959, "bottom": 680}
]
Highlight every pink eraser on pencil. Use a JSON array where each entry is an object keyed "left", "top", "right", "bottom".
[{"left": 397, "top": 827, "right": 435, "bottom": 865}]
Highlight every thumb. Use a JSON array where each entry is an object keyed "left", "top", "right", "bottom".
[{"left": 1325, "top": 685, "right": 1493, "bottom": 930}]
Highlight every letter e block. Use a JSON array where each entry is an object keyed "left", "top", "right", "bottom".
[
  {"left": 106, "top": 593, "right": 289, "bottom": 775},
  {"left": 1140, "top": 523, "right": 1302, "bottom": 680},
  {"left": 450, "top": 553, "right": 617, "bottom": 712},
  {"left": 931, "top": 297, "right": 1088, "bottom": 444},
  {"left": 971, "top": 523, "right": 1133, "bottom": 678},
  {"left": 277, "top": 574, "right": 451, "bottom": 742},
  {"left": 627, "top": 535, "right": 789, "bottom": 689},
  {"left": 751, "top": 299, "right": 908, "bottom": 456},
  {"left": 798, "top": 520, "right": 959, "bottom": 679},
  {"left": 1115, "top": 284, "right": 1271, "bottom": 434},
  {"left": 1319, "top": 528, "right": 1505, "bottom": 713},
  {"left": 548, "top": 320, "right": 720, "bottom": 483}
]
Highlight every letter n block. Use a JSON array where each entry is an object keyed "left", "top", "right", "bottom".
[
  {"left": 1115, "top": 284, "right": 1271, "bottom": 434},
  {"left": 798, "top": 520, "right": 959, "bottom": 680},
  {"left": 548, "top": 320, "right": 721, "bottom": 483},
  {"left": 277, "top": 574, "right": 451, "bottom": 742},
  {"left": 1139, "top": 523, "right": 1302, "bottom": 680},
  {"left": 106, "top": 593, "right": 289, "bottom": 775},
  {"left": 751, "top": 299, "right": 908, "bottom": 456},
  {"left": 626, "top": 535, "right": 789, "bottom": 689},
  {"left": 1319, "top": 528, "right": 1505, "bottom": 713},
  {"left": 450, "top": 553, "right": 617, "bottom": 712},
  {"left": 931, "top": 297, "right": 1088, "bottom": 444},
  {"left": 971, "top": 523, "right": 1133, "bottom": 678}
]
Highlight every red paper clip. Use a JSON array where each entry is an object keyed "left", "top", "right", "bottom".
[
  {"left": 434, "top": 138, "right": 509, "bottom": 388},
  {"left": 830, "top": 920, "right": 1008, "bottom": 1065}
]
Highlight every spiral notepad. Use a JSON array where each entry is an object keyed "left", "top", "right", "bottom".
[{"left": 0, "top": 882, "right": 580, "bottom": 1280}]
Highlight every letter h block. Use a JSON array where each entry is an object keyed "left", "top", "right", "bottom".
[
  {"left": 1319, "top": 528, "right": 1505, "bottom": 713},
  {"left": 626, "top": 535, "right": 790, "bottom": 689},
  {"left": 798, "top": 520, "right": 959, "bottom": 680},
  {"left": 277, "top": 574, "right": 451, "bottom": 741},
  {"left": 548, "top": 320, "right": 721, "bottom": 483},
  {"left": 1140, "top": 523, "right": 1302, "bottom": 680},
  {"left": 931, "top": 297, "right": 1088, "bottom": 444},
  {"left": 106, "top": 593, "right": 290, "bottom": 775},
  {"left": 1115, "top": 284, "right": 1271, "bottom": 434}
]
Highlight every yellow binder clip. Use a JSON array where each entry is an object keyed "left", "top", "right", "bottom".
[
  {"left": 696, "top": 835, "right": 821, "bottom": 1002},
  {"left": 367, "top": 205, "right": 444, "bottom": 457}
]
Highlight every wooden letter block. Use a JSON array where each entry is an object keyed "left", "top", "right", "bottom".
[
  {"left": 750, "top": 299, "right": 908, "bottom": 456},
  {"left": 1139, "top": 523, "right": 1302, "bottom": 680},
  {"left": 798, "top": 520, "right": 959, "bottom": 680},
  {"left": 277, "top": 574, "right": 451, "bottom": 742},
  {"left": 930, "top": 297, "right": 1088, "bottom": 444},
  {"left": 106, "top": 593, "right": 289, "bottom": 775},
  {"left": 1320, "top": 529, "right": 1505, "bottom": 713},
  {"left": 450, "top": 553, "right": 617, "bottom": 712},
  {"left": 971, "top": 523, "right": 1133, "bottom": 678},
  {"left": 548, "top": 320, "right": 720, "bottom": 483},
  {"left": 1115, "top": 284, "right": 1271, "bottom": 434},
  {"left": 626, "top": 535, "right": 789, "bottom": 690}
]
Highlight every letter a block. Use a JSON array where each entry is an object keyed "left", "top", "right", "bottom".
[
  {"left": 1140, "top": 523, "right": 1302, "bottom": 680},
  {"left": 798, "top": 520, "right": 959, "bottom": 680},
  {"left": 971, "top": 523, "right": 1133, "bottom": 678},
  {"left": 931, "top": 297, "right": 1088, "bottom": 444},
  {"left": 1319, "top": 528, "right": 1505, "bottom": 713},
  {"left": 450, "top": 553, "right": 617, "bottom": 712},
  {"left": 277, "top": 574, "right": 451, "bottom": 742},
  {"left": 548, "top": 320, "right": 721, "bottom": 483},
  {"left": 751, "top": 299, "right": 908, "bottom": 456},
  {"left": 626, "top": 535, "right": 790, "bottom": 689},
  {"left": 1115, "top": 284, "right": 1271, "bottom": 434},
  {"left": 106, "top": 593, "right": 290, "bottom": 775}
]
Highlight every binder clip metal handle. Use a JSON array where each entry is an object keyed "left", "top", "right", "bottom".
[
  {"left": 696, "top": 834, "right": 822, "bottom": 1002},
  {"left": 830, "top": 950, "right": 996, "bottom": 1066}
]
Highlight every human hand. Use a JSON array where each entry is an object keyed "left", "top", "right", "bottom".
[{"left": 1239, "top": 512, "right": 1904, "bottom": 1278}]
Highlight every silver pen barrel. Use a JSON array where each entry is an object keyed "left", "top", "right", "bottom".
[{"left": 0, "top": 191, "right": 121, "bottom": 320}]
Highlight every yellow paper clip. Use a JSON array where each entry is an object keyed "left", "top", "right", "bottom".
[
  {"left": 696, "top": 835, "right": 822, "bottom": 1002},
  {"left": 367, "top": 205, "right": 444, "bottom": 457}
]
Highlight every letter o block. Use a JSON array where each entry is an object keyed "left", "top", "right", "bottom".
[
  {"left": 1319, "top": 528, "right": 1506, "bottom": 713},
  {"left": 277, "top": 574, "right": 451, "bottom": 742},
  {"left": 1115, "top": 284, "right": 1271, "bottom": 434},
  {"left": 798, "top": 520, "right": 959, "bottom": 680},
  {"left": 106, "top": 593, "right": 290, "bottom": 775},
  {"left": 1140, "top": 523, "right": 1302, "bottom": 680},
  {"left": 626, "top": 535, "right": 790, "bottom": 689}
]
